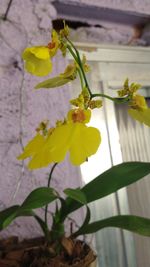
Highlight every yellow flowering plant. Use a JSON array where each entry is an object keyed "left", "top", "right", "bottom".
[{"left": 1, "top": 23, "right": 150, "bottom": 265}]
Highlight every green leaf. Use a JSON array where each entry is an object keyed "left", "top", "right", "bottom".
[
  {"left": 0, "top": 206, "right": 19, "bottom": 230},
  {"left": 20, "top": 187, "right": 57, "bottom": 211},
  {"left": 60, "top": 162, "right": 150, "bottom": 220},
  {"left": 0, "top": 187, "right": 58, "bottom": 231},
  {"left": 34, "top": 215, "right": 49, "bottom": 237},
  {"left": 64, "top": 188, "right": 87, "bottom": 204},
  {"left": 74, "top": 215, "right": 150, "bottom": 237},
  {"left": 82, "top": 162, "right": 150, "bottom": 202},
  {"left": 72, "top": 206, "right": 91, "bottom": 238},
  {"left": 35, "top": 76, "right": 71, "bottom": 89},
  {"left": 0, "top": 206, "right": 33, "bottom": 230}
]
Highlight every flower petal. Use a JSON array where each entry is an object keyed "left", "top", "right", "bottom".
[
  {"left": 28, "top": 145, "right": 53, "bottom": 169},
  {"left": 69, "top": 123, "right": 101, "bottom": 165},
  {"left": 25, "top": 56, "right": 52, "bottom": 76},
  {"left": 128, "top": 108, "right": 150, "bottom": 127},
  {"left": 22, "top": 46, "right": 52, "bottom": 76},
  {"left": 50, "top": 124, "right": 72, "bottom": 162},
  {"left": 17, "top": 134, "right": 45, "bottom": 160},
  {"left": 23, "top": 47, "right": 50, "bottom": 60}
]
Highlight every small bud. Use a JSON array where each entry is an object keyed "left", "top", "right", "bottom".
[{"left": 89, "top": 100, "right": 103, "bottom": 109}]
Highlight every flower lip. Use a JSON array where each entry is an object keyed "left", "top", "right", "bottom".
[
  {"left": 22, "top": 46, "right": 52, "bottom": 76},
  {"left": 22, "top": 46, "right": 50, "bottom": 60}
]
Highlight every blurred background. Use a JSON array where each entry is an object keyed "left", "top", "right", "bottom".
[{"left": 0, "top": 1, "right": 150, "bottom": 266}]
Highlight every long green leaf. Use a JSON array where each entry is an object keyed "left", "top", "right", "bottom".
[
  {"left": 82, "top": 162, "right": 150, "bottom": 202},
  {"left": 35, "top": 76, "right": 71, "bottom": 89},
  {"left": 60, "top": 162, "right": 150, "bottom": 219},
  {"left": 0, "top": 206, "right": 19, "bottom": 230},
  {"left": 20, "top": 187, "right": 57, "bottom": 211},
  {"left": 73, "top": 215, "right": 150, "bottom": 237},
  {"left": 34, "top": 215, "right": 49, "bottom": 237},
  {"left": 64, "top": 188, "right": 87, "bottom": 204},
  {"left": 72, "top": 206, "right": 91, "bottom": 238},
  {"left": 0, "top": 187, "right": 58, "bottom": 231},
  {"left": 0, "top": 206, "right": 33, "bottom": 230}
]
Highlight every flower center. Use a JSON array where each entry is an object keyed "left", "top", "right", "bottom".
[
  {"left": 47, "top": 42, "right": 55, "bottom": 49},
  {"left": 71, "top": 109, "right": 86, "bottom": 123}
]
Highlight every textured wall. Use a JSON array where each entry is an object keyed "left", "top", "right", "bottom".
[{"left": 0, "top": 0, "right": 83, "bottom": 239}]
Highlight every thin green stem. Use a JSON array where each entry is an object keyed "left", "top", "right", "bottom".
[
  {"left": 77, "top": 68, "right": 84, "bottom": 90},
  {"left": 66, "top": 44, "right": 84, "bottom": 90},
  {"left": 66, "top": 39, "right": 92, "bottom": 96},
  {"left": 91, "top": 93, "right": 130, "bottom": 104},
  {"left": 74, "top": 49, "right": 92, "bottom": 96},
  {"left": 66, "top": 43, "right": 78, "bottom": 62},
  {"left": 66, "top": 38, "right": 129, "bottom": 104},
  {"left": 45, "top": 163, "right": 58, "bottom": 226}
]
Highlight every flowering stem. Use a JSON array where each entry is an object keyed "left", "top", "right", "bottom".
[
  {"left": 66, "top": 39, "right": 92, "bottom": 96},
  {"left": 66, "top": 38, "right": 130, "bottom": 104},
  {"left": 44, "top": 163, "right": 58, "bottom": 226},
  {"left": 91, "top": 93, "right": 130, "bottom": 104},
  {"left": 77, "top": 68, "right": 84, "bottom": 90},
  {"left": 74, "top": 48, "right": 92, "bottom": 96},
  {"left": 66, "top": 44, "right": 84, "bottom": 90}
]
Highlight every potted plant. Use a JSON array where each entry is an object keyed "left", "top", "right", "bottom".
[{"left": 0, "top": 23, "right": 150, "bottom": 267}]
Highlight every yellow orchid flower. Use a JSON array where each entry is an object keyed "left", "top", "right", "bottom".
[
  {"left": 49, "top": 120, "right": 101, "bottom": 165},
  {"left": 18, "top": 109, "right": 101, "bottom": 169},
  {"left": 48, "top": 109, "right": 101, "bottom": 165},
  {"left": 22, "top": 31, "right": 60, "bottom": 77},
  {"left": 22, "top": 46, "right": 52, "bottom": 76},
  {"left": 128, "top": 94, "right": 150, "bottom": 127}
]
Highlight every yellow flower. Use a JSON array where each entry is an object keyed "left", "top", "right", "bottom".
[
  {"left": 22, "top": 46, "right": 52, "bottom": 76},
  {"left": 17, "top": 109, "right": 101, "bottom": 169},
  {"left": 49, "top": 121, "right": 101, "bottom": 165},
  {"left": 128, "top": 95, "right": 150, "bottom": 127},
  {"left": 48, "top": 109, "right": 101, "bottom": 165}
]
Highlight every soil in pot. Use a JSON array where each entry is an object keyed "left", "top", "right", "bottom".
[{"left": 0, "top": 236, "right": 96, "bottom": 267}]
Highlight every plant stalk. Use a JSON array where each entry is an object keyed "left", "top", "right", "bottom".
[{"left": 44, "top": 163, "right": 58, "bottom": 226}]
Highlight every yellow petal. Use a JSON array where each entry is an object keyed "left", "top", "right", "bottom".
[
  {"left": 28, "top": 145, "right": 53, "bottom": 169},
  {"left": 50, "top": 124, "right": 72, "bottom": 162},
  {"left": 25, "top": 56, "right": 52, "bottom": 76},
  {"left": 17, "top": 134, "right": 45, "bottom": 160},
  {"left": 22, "top": 46, "right": 52, "bottom": 76},
  {"left": 22, "top": 46, "right": 50, "bottom": 60},
  {"left": 69, "top": 123, "right": 101, "bottom": 165},
  {"left": 130, "top": 94, "right": 148, "bottom": 110},
  {"left": 128, "top": 108, "right": 150, "bottom": 127}
]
